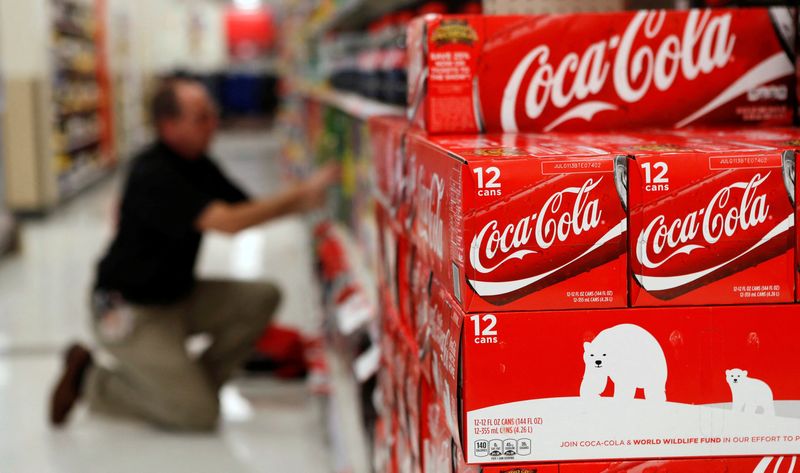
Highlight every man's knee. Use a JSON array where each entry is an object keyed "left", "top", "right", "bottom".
[
  {"left": 158, "top": 393, "right": 220, "bottom": 432},
  {"left": 246, "top": 282, "right": 282, "bottom": 323}
]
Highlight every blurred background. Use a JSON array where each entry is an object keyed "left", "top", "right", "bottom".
[{"left": 0, "top": 0, "right": 792, "bottom": 472}]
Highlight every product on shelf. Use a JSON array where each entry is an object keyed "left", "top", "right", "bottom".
[
  {"left": 382, "top": 11, "right": 414, "bottom": 106},
  {"left": 403, "top": 132, "right": 628, "bottom": 312},
  {"left": 482, "top": 456, "right": 798, "bottom": 472},
  {"left": 368, "top": 116, "right": 409, "bottom": 216},
  {"left": 427, "top": 277, "right": 800, "bottom": 464},
  {"left": 407, "top": 8, "right": 796, "bottom": 134},
  {"left": 556, "top": 456, "right": 797, "bottom": 473},
  {"left": 686, "top": 127, "right": 800, "bottom": 302},
  {"left": 610, "top": 130, "right": 796, "bottom": 306}
]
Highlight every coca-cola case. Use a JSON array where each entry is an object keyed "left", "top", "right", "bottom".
[
  {"left": 373, "top": 413, "right": 395, "bottom": 473},
  {"left": 368, "top": 116, "right": 409, "bottom": 218},
  {"left": 614, "top": 131, "right": 797, "bottom": 306},
  {"left": 410, "top": 253, "right": 435, "bottom": 382},
  {"left": 436, "top": 291, "right": 800, "bottom": 465},
  {"left": 377, "top": 202, "right": 416, "bottom": 329},
  {"left": 558, "top": 456, "right": 800, "bottom": 473},
  {"left": 685, "top": 127, "right": 799, "bottom": 303},
  {"left": 405, "top": 132, "right": 628, "bottom": 312},
  {"left": 479, "top": 465, "right": 558, "bottom": 473},
  {"left": 407, "top": 9, "right": 795, "bottom": 134}
]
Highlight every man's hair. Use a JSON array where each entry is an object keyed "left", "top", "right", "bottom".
[{"left": 150, "top": 74, "right": 204, "bottom": 125}]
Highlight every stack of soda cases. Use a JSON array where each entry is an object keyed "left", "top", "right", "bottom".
[{"left": 369, "top": 7, "right": 800, "bottom": 473}]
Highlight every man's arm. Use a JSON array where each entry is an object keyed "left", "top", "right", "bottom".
[{"left": 196, "top": 163, "right": 338, "bottom": 234}]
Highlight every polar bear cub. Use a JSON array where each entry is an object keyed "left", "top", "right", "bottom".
[
  {"left": 726, "top": 369, "right": 775, "bottom": 416},
  {"left": 580, "top": 324, "right": 668, "bottom": 401}
]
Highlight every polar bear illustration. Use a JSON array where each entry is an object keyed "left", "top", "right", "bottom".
[
  {"left": 726, "top": 369, "right": 775, "bottom": 416},
  {"left": 580, "top": 324, "right": 667, "bottom": 401}
]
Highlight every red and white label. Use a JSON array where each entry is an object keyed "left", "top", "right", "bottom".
[{"left": 410, "top": 9, "right": 794, "bottom": 133}]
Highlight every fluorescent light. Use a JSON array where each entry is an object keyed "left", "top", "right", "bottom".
[{"left": 233, "top": 0, "right": 262, "bottom": 10}]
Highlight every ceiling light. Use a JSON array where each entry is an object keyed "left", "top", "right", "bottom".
[{"left": 233, "top": 0, "right": 263, "bottom": 11}]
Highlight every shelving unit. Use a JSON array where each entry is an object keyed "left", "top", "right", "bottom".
[
  {"left": 292, "top": 80, "right": 405, "bottom": 120},
  {"left": 309, "top": 0, "right": 420, "bottom": 37},
  {"left": 0, "top": 0, "right": 113, "bottom": 214},
  {"left": 51, "top": 0, "right": 111, "bottom": 198}
]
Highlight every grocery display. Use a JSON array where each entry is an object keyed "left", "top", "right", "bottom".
[
  {"left": 279, "top": 2, "right": 800, "bottom": 472},
  {"left": 402, "top": 132, "right": 629, "bottom": 312},
  {"left": 51, "top": 0, "right": 113, "bottom": 197},
  {"left": 1, "top": 0, "right": 117, "bottom": 212},
  {"left": 408, "top": 9, "right": 796, "bottom": 133}
]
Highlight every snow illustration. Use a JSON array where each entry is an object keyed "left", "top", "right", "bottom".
[
  {"left": 580, "top": 324, "right": 667, "bottom": 401},
  {"left": 726, "top": 369, "right": 775, "bottom": 416}
]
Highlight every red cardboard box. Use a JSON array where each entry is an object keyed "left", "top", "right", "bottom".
[
  {"left": 611, "top": 132, "right": 796, "bottom": 306},
  {"left": 372, "top": 413, "right": 395, "bottom": 473},
  {"left": 480, "top": 465, "right": 558, "bottom": 473},
  {"left": 429, "top": 285, "right": 800, "bottom": 464},
  {"left": 405, "top": 132, "right": 628, "bottom": 312},
  {"left": 558, "top": 456, "right": 799, "bottom": 472},
  {"left": 410, "top": 253, "right": 435, "bottom": 382},
  {"left": 376, "top": 204, "right": 402, "bottom": 314},
  {"left": 423, "top": 390, "right": 482, "bottom": 473},
  {"left": 377, "top": 200, "right": 419, "bottom": 333},
  {"left": 408, "top": 9, "right": 796, "bottom": 134},
  {"left": 683, "top": 128, "right": 799, "bottom": 303},
  {"left": 476, "top": 456, "right": 800, "bottom": 472},
  {"left": 369, "top": 116, "right": 409, "bottom": 216}
]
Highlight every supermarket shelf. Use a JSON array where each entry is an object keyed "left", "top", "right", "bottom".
[
  {"left": 57, "top": 67, "right": 97, "bottom": 79},
  {"left": 57, "top": 106, "right": 99, "bottom": 118},
  {"left": 309, "top": 0, "right": 419, "bottom": 36},
  {"left": 58, "top": 161, "right": 112, "bottom": 202},
  {"left": 54, "top": 23, "right": 95, "bottom": 42},
  {"left": 294, "top": 81, "right": 405, "bottom": 120},
  {"left": 63, "top": 136, "right": 100, "bottom": 154}
]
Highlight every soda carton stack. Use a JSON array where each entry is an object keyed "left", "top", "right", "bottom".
[{"left": 369, "top": 7, "right": 800, "bottom": 472}]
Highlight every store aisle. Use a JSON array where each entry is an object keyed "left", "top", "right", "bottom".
[{"left": 0, "top": 130, "right": 331, "bottom": 473}]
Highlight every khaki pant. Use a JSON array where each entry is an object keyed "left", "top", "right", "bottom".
[{"left": 85, "top": 280, "right": 280, "bottom": 431}]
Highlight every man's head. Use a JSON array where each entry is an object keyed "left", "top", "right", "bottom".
[{"left": 151, "top": 78, "right": 218, "bottom": 159}]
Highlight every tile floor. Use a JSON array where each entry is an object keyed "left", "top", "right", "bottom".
[{"left": 0, "top": 130, "right": 337, "bottom": 472}]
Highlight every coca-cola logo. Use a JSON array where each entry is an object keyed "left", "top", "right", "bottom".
[
  {"left": 501, "top": 10, "right": 736, "bottom": 132},
  {"left": 636, "top": 173, "right": 770, "bottom": 269},
  {"left": 417, "top": 168, "right": 445, "bottom": 259},
  {"left": 470, "top": 178, "right": 603, "bottom": 274}
]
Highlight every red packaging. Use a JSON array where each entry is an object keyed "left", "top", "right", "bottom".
[
  {"left": 376, "top": 204, "right": 402, "bottom": 313},
  {"left": 613, "top": 131, "right": 796, "bottom": 306},
  {"left": 685, "top": 128, "right": 799, "bottom": 303},
  {"left": 428, "top": 280, "right": 462, "bottom": 446},
  {"left": 472, "top": 456, "right": 800, "bottom": 472},
  {"left": 369, "top": 116, "right": 409, "bottom": 216},
  {"left": 406, "top": 132, "right": 627, "bottom": 312},
  {"left": 410, "top": 253, "right": 435, "bottom": 382},
  {"left": 404, "top": 361, "right": 425, "bottom": 473},
  {"left": 558, "top": 456, "right": 799, "bottom": 472},
  {"left": 436, "top": 296, "right": 800, "bottom": 465},
  {"left": 423, "top": 389, "right": 482, "bottom": 473},
  {"left": 480, "top": 465, "right": 558, "bottom": 473},
  {"left": 408, "top": 9, "right": 795, "bottom": 134},
  {"left": 373, "top": 413, "right": 395, "bottom": 473},
  {"left": 422, "top": 379, "right": 455, "bottom": 472}
]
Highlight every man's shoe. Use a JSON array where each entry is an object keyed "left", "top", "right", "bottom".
[{"left": 49, "top": 343, "right": 92, "bottom": 427}]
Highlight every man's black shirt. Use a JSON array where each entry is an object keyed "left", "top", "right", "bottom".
[{"left": 96, "top": 141, "right": 248, "bottom": 305}]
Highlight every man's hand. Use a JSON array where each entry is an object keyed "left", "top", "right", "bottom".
[
  {"left": 297, "top": 163, "right": 341, "bottom": 211},
  {"left": 196, "top": 163, "right": 341, "bottom": 234}
]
